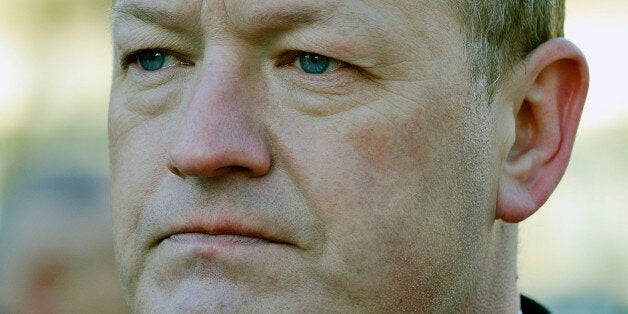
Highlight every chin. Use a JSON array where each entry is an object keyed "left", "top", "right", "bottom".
[
  {"left": 134, "top": 283, "right": 332, "bottom": 313},
  {"left": 134, "top": 280, "right": 244, "bottom": 312}
]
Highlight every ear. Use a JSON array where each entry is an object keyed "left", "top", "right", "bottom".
[{"left": 496, "top": 38, "right": 589, "bottom": 223}]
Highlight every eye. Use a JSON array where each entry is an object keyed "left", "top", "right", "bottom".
[
  {"left": 130, "top": 50, "right": 186, "bottom": 71},
  {"left": 295, "top": 52, "right": 342, "bottom": 74},
  {"left": 138, "top": 50, "right": 166, "bottom": 71}
]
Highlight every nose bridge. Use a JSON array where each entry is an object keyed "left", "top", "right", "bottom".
[
  {"left": 186, "top": 45, "right": 246, "bottom": 130},
  {"left": 196, "top": 44, "right": 245, "bottom": 102},
  {"left": 168, "top": 45, "right": 271, "bottom": 178}
]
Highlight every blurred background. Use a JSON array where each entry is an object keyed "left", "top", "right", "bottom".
[{"left": 0, "top": 0, "right": 625, "bottom": 313}]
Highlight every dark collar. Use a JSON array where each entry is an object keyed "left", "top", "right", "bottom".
[{"left": 521, "top": 295, "right": 550, "bottom": 314}]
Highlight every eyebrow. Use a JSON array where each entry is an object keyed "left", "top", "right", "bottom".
[
  {"left": 245, "top": 7, "right": 326, "bottom": 31},
  {"left": 112, "top": 3, "right": 189, "bottom": 28}
]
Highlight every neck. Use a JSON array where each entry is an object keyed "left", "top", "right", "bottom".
[{"left": 467, "top": 221, "right": 520, "bottom": 313}]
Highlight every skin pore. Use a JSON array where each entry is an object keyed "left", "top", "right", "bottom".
[{"left": 109, "top": 0, "right": 588, "bottom": 312}]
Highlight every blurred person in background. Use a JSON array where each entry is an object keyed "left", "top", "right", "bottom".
[
  {"left": 108, "top": 0, "right": 589, "bottom": 312},
  {"left": 0, "top": 170, "right": 127, "bottom": 314}
]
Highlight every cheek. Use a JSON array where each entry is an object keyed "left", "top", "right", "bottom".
[
  {"left": 270, "top": 84, "right": 497, "bottom": 304},
  {"left": 109, "top": 124, "right": 164, "bottom": 290},
  {"left": 109, "top": 79, "right": 186, "bottom": 224},
  {"left": 109, "top": 88, "right": 181, "bottom": 295},
  {"left": 333, "top": 92, "right": 467, "bottom": 202},
  {"left": 110, "top": 113, "right": 170, "bottom": 222},
  {"left": 336, "top": 105, "right": 496, "bottom": 306},
  {"left": 342, "top": 107, "right": 426, "bottom": 176}
]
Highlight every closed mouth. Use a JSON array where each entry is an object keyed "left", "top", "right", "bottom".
[
  {"left": 166, "top": 233, "right": 275, "bottom": 245},
  {"left": 154, "top": 225, "right": 295, "bottom": 250},
  {"left": 149, "top": 214, "right": 299, "bottom": 251}
]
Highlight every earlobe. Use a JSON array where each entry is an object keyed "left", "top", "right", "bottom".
[{"left": 496, "top": 38, "right": 589, "bottom": 223}]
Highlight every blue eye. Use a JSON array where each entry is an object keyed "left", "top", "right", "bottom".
[
  {"left": 298, "top": 53, "right": 331, "bottom": 74},
  {"left": 137, "top": 50, "right": 166, "bottom": 71}
]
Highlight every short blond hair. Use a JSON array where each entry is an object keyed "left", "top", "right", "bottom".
[{"left": 448, "top": 1, "right": 565, "bottom": 100}]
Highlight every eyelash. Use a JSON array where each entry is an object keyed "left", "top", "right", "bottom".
[
  {"left": 122, "top": 49, "right": 347, "bottom": 73},
  {"left": 278, "top": 51, "right": 346, "bottom": 73},
  {"left": 120, "top": 49, "right": 189, "bottom": 70},
  {"left": 120, "top": 50, "right": 144, "bottom": 69}
]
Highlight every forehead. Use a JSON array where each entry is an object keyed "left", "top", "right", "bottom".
[{"left": 111, "top": 0, "right": 455, "bottom": 39}]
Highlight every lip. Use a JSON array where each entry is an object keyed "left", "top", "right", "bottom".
[
  {"left": 167, "top": 233, "right": 272, "bottom": 245},
  {"left": 152, "top": 215, "right": 295, "bottom": 250}
]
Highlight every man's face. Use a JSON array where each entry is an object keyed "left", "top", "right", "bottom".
[{"left": 110, "top": 0, "right": 505, "bottom": 311}]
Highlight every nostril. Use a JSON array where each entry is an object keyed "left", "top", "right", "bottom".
[
  {"left": 212, "top": 165, "right": 254, "bottom": 177},
  {"left": 167, "top": 156, "right": 187, "bottom": 179},
  {"left": 167, "top": 152, "right": 267, "bottom": 178},
  {"left": 226, "top": 166, "right": 250, "bottom": 173}
]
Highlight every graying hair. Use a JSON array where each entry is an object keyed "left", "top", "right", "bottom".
[{"left": 448, "top": 0, "right": 565, "bottom": 101}]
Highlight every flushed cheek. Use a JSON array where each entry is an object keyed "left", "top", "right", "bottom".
[{"left": 342, "top": 110, "right": 426, "bottom": 177}]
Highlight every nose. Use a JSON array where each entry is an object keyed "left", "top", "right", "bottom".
[{"left": 167, "top": 48, "right": 271, "bottom": 179}]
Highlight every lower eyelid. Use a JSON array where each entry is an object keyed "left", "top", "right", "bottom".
[
  {"left": 127, "top": 61, "right": 192, "bottom": 85},
  {"left": 163, "top": 55, "right": 184, "bottom": 68},
  {"left": 287, "top": 67, "right": 356, "bottom": 90},
  {"left": 313, "top": 58, "right": 343, "bottom": 72},
  {"left": 123, "top": 50, "right": 189, "bottom": 71},
  {"left": 328, "top": 59, "right": 343, "bottom": 71}
]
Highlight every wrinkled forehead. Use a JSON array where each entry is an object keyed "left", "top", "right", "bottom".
[
  {"left": 111, "top": 0, "right": 455, "bottom": 39},
  {"left": 112, "top": 0, "right": 330, "bottom": 21}
]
